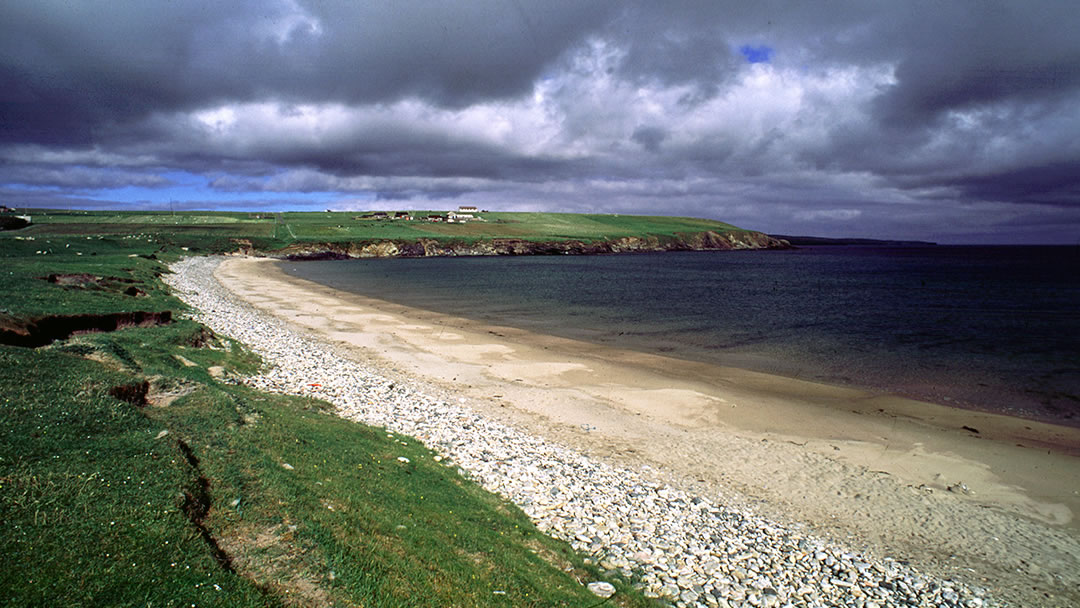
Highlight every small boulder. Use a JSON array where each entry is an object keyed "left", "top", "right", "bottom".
[{"left": 587, "top": 581, "right": 615, "bottom": 598}]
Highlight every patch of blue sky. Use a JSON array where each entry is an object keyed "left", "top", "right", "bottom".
[
  {"left": 739, "top": 44, "right": 774, "bottom": 64},
  {"left": 80, "top": 170, "right": 340, "bottom": 209}
]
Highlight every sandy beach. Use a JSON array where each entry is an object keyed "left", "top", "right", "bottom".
[{"left": 215, "top": 256, "right": 1080, "bottom": 606}]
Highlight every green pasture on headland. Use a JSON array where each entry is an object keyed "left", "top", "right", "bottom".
[
  {"left": 0, "top": 221, "right": 662, "bottom": 606},
  {"left": 8, "top": 208, "right": 749, "bottom": 253}
]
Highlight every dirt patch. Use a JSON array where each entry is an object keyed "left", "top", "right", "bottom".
[
  {"left": 0, "top": 311, "right": 173, "bottom": 348},
  {"left": 146, "top": 376, "right": 202, "bottom": 407},
  {"left": 174, "top": 354, "right": 199, "bottom": 368},
  {"left": 109, "top": 380, "right": 149, "bottom": 407},
  {"left": 44, "top": 273, "right": 101, "bottom": 286},
  {"left": 232, "top": 238, "right": 255, "bottom": 255},
  {"left": 185, "top": 326, "right": 218, "bottom": 348},
  {"left": 219, "top": 522, "right": 336, "bottom": 607},
  {"left": 40, "top": 273, "right": 148, "bottom": 297}
]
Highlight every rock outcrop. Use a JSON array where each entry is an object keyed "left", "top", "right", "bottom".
[{"left": 272, "top": 230, "right": 789, "bottom": 260}]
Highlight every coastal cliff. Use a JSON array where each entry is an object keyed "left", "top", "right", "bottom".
[{"left": 270, "top": 230, "right": 789, "bottom": 260}]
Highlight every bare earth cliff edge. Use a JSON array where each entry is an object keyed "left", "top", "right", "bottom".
[{"left": 260, "top": 230, "right": 790, "bottom": 259}]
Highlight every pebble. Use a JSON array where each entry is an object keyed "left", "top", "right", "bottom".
[
  {"left": 587, "top": 581, "right": 616, "bottom": 598},
  {"left": 165, "top": 257, "right": 1003, "bottom": 608}
]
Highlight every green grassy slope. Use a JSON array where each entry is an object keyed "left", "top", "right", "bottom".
[{"left": 0, "top": 235, "right": 660, "bottom": 607}]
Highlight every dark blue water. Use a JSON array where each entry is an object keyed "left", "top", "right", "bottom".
[{"left": 279, "top": 246, "right": 1080, "bottom": 425}]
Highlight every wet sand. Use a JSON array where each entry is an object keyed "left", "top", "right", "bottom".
[{"left": 216, "top": 256, "right": 1080, "bottom": 606}]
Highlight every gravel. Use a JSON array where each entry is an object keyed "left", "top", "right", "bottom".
[{"left": 165, "top": 256, "right": 1001, "bottom": 608}]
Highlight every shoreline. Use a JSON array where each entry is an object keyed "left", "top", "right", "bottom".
[
  {"left": 212, "top": 256, "right": 1080, "bottom": 606},
  {"left": 275, "top": 249, "right": 1080, "bottom": 430}
]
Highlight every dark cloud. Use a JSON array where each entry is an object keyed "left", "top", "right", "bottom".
[
  {"left": 869, "top": 2, "right": 1080, "bottom": 126},
  {"left": 610, "top": 12, "right": 740, "bottom": 103},
  {"left": 0, "top": 165, "right": 171, "bottom": 190},
  {"left": 0, "top": 1, "right": 617, "bottom": 144},
  {"left": 942, "top": 160, "right": 1080, "bottom": 207},
  {"left": 374, "top": 188, "right": 469, "bottom": 202},
  {"left": 630, "top": 126, "right": 667, "bottom": 153},
  {"left": 310, "top": 1, "right": 618, "bottom": 104},
  {"left": 1, "top": 1, "right": 259, "bottom": 143},
  {"left": 264, "top": 139, "right": 571, "bottom": 182}
]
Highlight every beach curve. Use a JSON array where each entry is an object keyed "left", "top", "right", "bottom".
[{"left": 172, "top": 255, "right": 1080, "bottom": 606}]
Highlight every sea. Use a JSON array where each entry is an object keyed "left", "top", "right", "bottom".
[{"left": 279, "top": 246, "right": 1080, "bottom": 426}]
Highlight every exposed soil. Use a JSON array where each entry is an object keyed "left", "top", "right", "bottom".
[
  {"left": 184, "top": 326, "right": 218, "bottom": 348},
  {"left": 108, "top": 380, "right": 149, "bottom": 406},
  {"left": 219, "top": 523, "right": 336, "bottom": 608},
  {"left": 44, "top": 273, "right": 102, "bottom": 286},
  {"left": 0, "top": 311, "right": 173, "bottom": 348},
  {"left": 146, "top": 376, "right": 202, "bottom": 407},
  {"left": 40, "top": 273, "right": 149, "bottom": 297}
]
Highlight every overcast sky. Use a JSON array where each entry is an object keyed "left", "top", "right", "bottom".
[{"left": 2, "top": 1, "right": 1079, "bottom": 243}]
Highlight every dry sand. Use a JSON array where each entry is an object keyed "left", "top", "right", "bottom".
[{"left": 216, "top": 257, "right": 1080, "bottom": 606}]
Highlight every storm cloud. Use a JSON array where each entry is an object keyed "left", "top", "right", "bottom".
[{"left": 2, "top": 0, "right": 1079, "bottom": 242}]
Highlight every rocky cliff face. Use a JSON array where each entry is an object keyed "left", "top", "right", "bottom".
[{"left": 271, "top": 230, "right": 790, "bottom": 260}]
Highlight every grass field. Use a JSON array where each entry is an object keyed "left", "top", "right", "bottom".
[
  {"left": 0, "top": 222, "right": 662, "bottom": 606},
  {"left": 12, "top": 208, "right": 749, "bottom": 254}
]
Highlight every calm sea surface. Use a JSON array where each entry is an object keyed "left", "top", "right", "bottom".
[{"left": 279, "top": 246, "right": 1080, "bottom": 425}]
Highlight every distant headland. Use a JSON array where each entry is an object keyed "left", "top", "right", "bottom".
[
  {"left": 769, "top": 234, "right": 938, "bottom": 247},
  {"left": 4, "top": 207, "right": 791, "bottom": 258}
]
